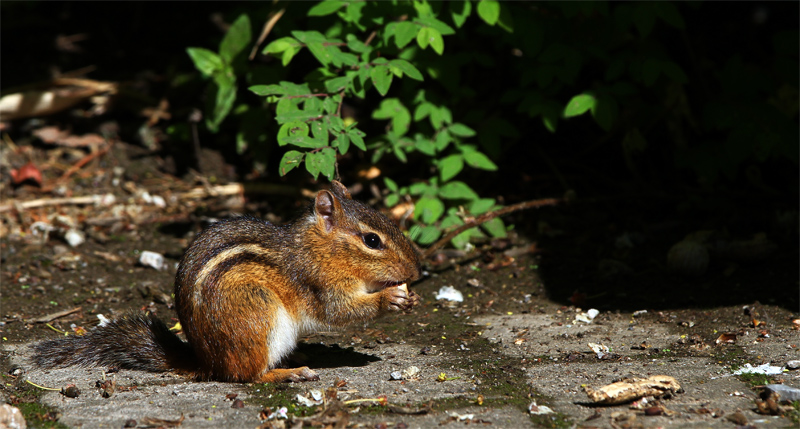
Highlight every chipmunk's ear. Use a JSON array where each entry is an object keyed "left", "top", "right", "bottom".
[
  {"left": 315, "top": 188, "right": 344, "bottom": 232},
  {"left": 330, "top": 181, "right": 352, "bottom": 199}
]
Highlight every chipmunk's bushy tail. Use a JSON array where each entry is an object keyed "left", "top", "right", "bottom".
[{"left": 32, "top": 313, "right": 197, "bottom": 374}]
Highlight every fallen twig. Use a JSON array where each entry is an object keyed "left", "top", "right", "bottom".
[
  {"left": 27, "top": 306, "right": 82, "bottom": 324},
  {"left": 26, "top": 380, "right": 61, "bottom": 391},
  {"left": 44, "top": 140, "right": 113, "bottom": 190},
  {"left": 0, "top": 195, "right": 111, "bottom": 213},
  {"left": 422, "top": 197, "right": 561, "bottom": 259},
  {"left": 249, "top": 8, "right": 286, "bottom": 60}
]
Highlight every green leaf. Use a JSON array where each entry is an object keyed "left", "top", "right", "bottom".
[
  {"left": 394, "top": 21, "right": 418, "bottom": 49},
  {"left": 279, "top": 150, "right": 305, "bottom": 176},
  {"left": 219, "top": 14, "right": 251, "bottom": 63},
  {"left": 348, "top": 128, "right": 366, "bottom": 151},
  {"left": 346, "top": 34, "right": 370, "bottom": 53},
  {"left": 642, "top": 58, "right": 661, "bottom": 86},
  {"left": 653, "top": 2, "right": 685, "bottom": 29},
  {"left": 278, "top": 81, "right": 313, "bottom": 96},
  {"left": 325, "top": 76, "right": 352, "bottom": 92},
  {"left": 307, "top": 42, "right": 333, "bottom": 66},
  {"left": 249, "top": 84, "right": 284, "bottom": 96},
  {"left": 308, "top": 0, "right": 347, "bottom": 17},
  {"left": 450, "top": 0, "right": 472, "bottom": 28},
  {"left": 415, "top": 196, "right": 445, "bottom": 223},
  {"left": 370, "top": 65, "right": 393, "bottom": 96},
  {"left": 385, "top": 193, "right": 400, "bottom": 208},
  {"left": 207, "top": 73, "right": 237, "bottom": 132},
  {"left": 310, "top": 119, "right": 329, "bottom": 145},
  {"left": 331, "top": 50, "right": 358, "bottom": 67},
  {"left": 417, "top": 27, "right": 431, "bottom": 49},
  {"left": 409, "top": 182, "right": 431, "bottom": 196},
  {"left": 280, "top": 46, "right": 297, "bottom": 66},
  {"left": 622, "top": 128, "right": 648, "bottom": 152},
  {"left": 372, "top": 99, "right": 410, "bottom": 136},
  {"left": 563, "top": 93, "right": 596, "bottom": 118},
  {"left": 439, "top": 154, "right": 464, "bottom": 181},
  {"left": 305, "top": 147, "right": 337, "bottom": 180},
  {"left": 477, "top": 0, "right": 500, "bottom": 26},
  {"left": 263, "top": 37, "right": 298, "bottom": 55},
  {"left": 448, "top": 123, "right": 476, "bottom": 137},
  {"left": 415, "top": 225, "right": 442, "bottom": 246},
  {"left": 413, "top": 137, "right": 436, "bottom": 156},
  {"left": 187, "top": 48, "right": 223, "bottom": 77},
  {"left": 661, "top": 60, "right": 688, "bottom": 84},
  {"left": 633, "top": 3, "right": 656, "bottom": 38},
  {"left": 277, "top": 121, "right": 309, "bottom": 146},
  {"left": 463, "top": 149, "right": 498, "bottom": 170},
  {"left": 417, "top": 27, "right": 444, "bottom": 54},
  {"left": 416, "top": 16, "right": 455, "bottom": 35},
  {"left": 496, "top": 0, "right": 514, "bottom": 32},
  {"left": 469, "top": 198, "right": 495, "bottom": 215},
  {"left": 389, "top": 59, "right": 424, "bottom": 81},
  {"left": 434, "top": 129, "right": 452, "bottom": 151},
  {"left": 384, "top": 177, "right": 398, "bottom": 192},
  {"left": 414, "top": 102, "right": 434, "bottom": 121},
  {"left": 291, "top": 30, "right": 326, "bottom": 43},
  {"left": 393, "top": 145, "right": 408, "bottom": 163},
  {"left": 430, "top": 106, "right": 452, "bottom": 129},
  {"left": 335, "top": 133, "right": 350, "bottom": 154},
  {"left": 324, "top": 98, "right": 341, "bottom": 116},
  {"left": 438, "top": 181, "right": 479, "bottom": 200},
  {"left": 592, "top": 95, "right": 618, "bottom": 132},
  {"left": 428, "top": 28, "right": 444, "bottom": 55},
  {"left": 481, "top": 217, "right": 507, "bottom": 238}
]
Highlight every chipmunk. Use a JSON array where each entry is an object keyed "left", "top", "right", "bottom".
[{"left": 32, "top": 181, "right": 421, "bottom": 383}]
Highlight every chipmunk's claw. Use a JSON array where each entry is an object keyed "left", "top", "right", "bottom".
[{"left": 387, "top": 284, "right": 419, "bottom": 311}]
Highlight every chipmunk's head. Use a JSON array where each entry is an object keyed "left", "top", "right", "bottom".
[{"left": 308, "top": 180, "right": 421, "bottom": 291}]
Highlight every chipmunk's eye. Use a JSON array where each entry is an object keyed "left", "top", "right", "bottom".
[{"left": 362, "top": 233, "right": 382, "bottom": 249}]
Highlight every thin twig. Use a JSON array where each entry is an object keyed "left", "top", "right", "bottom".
[
  {"left": 249, "top": 8, "right": 286, "bottom": 60},
  {"left": 26, "top": 380, "right": 61, "bottom": 391},
  {"left": 0, "top": 195, "right": 107, "bottom": 213},
  {"left": 27, "top": 306, "right": 82, "bottom": 324},
  {"left": 422, "top": 197, "right": 561, "bottom": 258},
  {"left": 336, "top": 91, "right": 345, "bottom": 118},
  {"left": 43, "top": 141, "right": 112, "bottom": 191},
  {"left": 364, "top": 30, "right": 377, "bottom": 46}
]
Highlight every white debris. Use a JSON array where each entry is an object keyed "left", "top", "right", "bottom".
[
  {"left": 589, "top": 342, "right": 611, "bottom": 359},
  {"left": 295, "top": 390, "right": 323, "bottom": 407},
  {"left": 273, "top": 407, "right": 288, "bottom": 420},
  {"left": 574, "top": 308, "right": 600, "bottom": 324},
  {"left": 765, "top": 384, "right": 800, "bottom": 402},
  {"left": 733, "top": 363, "right": 785, "bottom": 376},
  {"left": 151, "top": 195, "right": 166, "bottom": 208},
  {"left": 138, "top": 251, "right": 168, "bottom": 271},
  {"left": 434, "top": 286, "right": 463, "bottom": 302},
  {"left": 0, "top": 404, "right": 26, "bottom": 429},
  {"left": 391, "top": 366, "right": 421, "bottom": 381},
  {"left": 528, "top": 401, "right": 555, "bottom": 415},
  {"left": 64, "top": 229, "right": 85, "bottom": 247},
  {"left": 449, "top": 412, "right": 474, "bottom": 421},
  {"left": 402, "top": 366, "right": 420, "bottom": 379}
]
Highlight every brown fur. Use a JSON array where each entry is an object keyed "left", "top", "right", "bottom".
[{"left": 32, "top": 181, "right": 421, "bottom": 383}]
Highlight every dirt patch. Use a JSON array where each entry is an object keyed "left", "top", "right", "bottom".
[{"left": 2, "top": 238, "right": 799, "bottom": 427}]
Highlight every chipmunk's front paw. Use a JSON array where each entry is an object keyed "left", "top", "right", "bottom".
[{"left": 386, "top": 284, "right": 419, "bottom": 311}]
